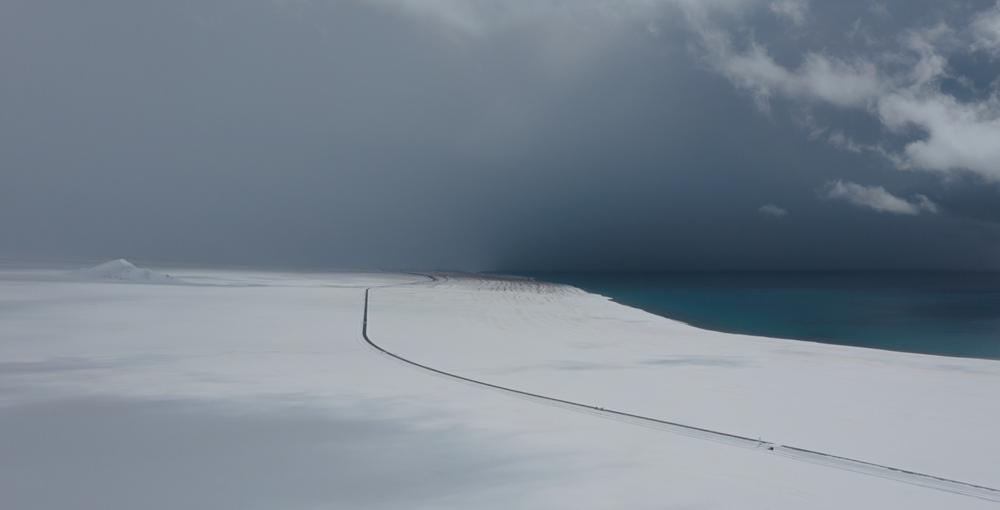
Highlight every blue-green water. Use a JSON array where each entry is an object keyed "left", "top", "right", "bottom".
[{"left": 518, "top": 272, "right": 1000, "bottom": 360}]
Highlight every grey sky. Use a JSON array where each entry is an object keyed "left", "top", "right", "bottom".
[{"left": 2, "top": 0, "right": 1000, "bottom": 270}]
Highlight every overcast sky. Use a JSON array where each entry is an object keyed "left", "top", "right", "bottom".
[{"left": 3, "top": 0, "right": 1000, "bottom": 270}]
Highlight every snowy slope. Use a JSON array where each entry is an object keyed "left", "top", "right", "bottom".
[{"left": 66, "top": 259, "right": 181, "bottom": 284}]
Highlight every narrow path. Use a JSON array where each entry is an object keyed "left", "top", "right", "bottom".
[{"left": 360, "top": 284, "right": 1000, "bottom": 503}]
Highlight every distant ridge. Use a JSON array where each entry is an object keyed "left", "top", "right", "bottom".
[{"left": 67, "top": 259, "right": 182, "bottom": 284}]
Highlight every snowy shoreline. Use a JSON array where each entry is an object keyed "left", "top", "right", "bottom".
[{"left": 2, "top": 262, "right": 998, "bottom": 508}]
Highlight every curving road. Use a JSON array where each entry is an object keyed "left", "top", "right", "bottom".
[{"left": 360, "top": 280, "right": 1000, "bottom": 503}]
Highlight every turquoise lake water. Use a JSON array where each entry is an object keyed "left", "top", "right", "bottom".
[{"left": 518, "top": 272, "right": 1000, "bottom": 361}]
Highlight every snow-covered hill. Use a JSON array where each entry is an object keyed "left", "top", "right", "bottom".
[{"left": 67, "top": 259, "right": 181, "bottom": 284}]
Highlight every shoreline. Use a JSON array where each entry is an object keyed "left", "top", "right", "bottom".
[
  {"left": 516, "top": 270, "right": 1000, "bottom": 361},
  {"left": 2, "top": 265, "right": 999, "bottom": 508}
]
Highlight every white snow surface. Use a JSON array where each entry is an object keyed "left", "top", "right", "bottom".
[
  {"left": 66, "top": 259, "right": 181, "bottom": 284},
  {"left": 1, "top": 266, "right": 998, "bottom": 509}
]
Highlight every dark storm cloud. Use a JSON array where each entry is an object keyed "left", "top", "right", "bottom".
[{"left": 2, "top": 0, "right": 999, "bottom": 270}]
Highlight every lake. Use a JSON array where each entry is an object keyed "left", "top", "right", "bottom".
[{"left": 518, "top": 272, "right": 1000, "bottom": 361}]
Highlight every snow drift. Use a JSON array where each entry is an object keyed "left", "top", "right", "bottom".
[{"left": 67, "top": 259, "right": 181, "bottom": 284}]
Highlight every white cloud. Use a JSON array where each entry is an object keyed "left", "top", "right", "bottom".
[
  {"left": 869, "top": 3, "right": 890, "bottom": 19},
  {"left": 971, "top": 1, "right": 1000, "bottom": 57},
  {"left": 707, "top": 38, "right": 883, "bottom": 112},
  {"left": 769, "top": 0, "right": 808, "bottom": 26},
  {"left": 786, "top": 53, "right": 881, "bottom": 107},
  {"left": 827, "top": 130, "right": 866, "bottom": 153},
  {"left": 877, "top": 92, "right": 1000, "bottom": 179},
  {"left": 646, "top": 20, "right": 661, "bottom": 37},
  {"left": 698, "top": 30, "right": 881, "bottom": 112},
  {"left": 694, "top": 11, "right": 1000, "bottom": 180},
  {"left": 865, "top": 26, "right": 1000, "bottom": 179},
  {"left": 823, "top": 180, "right": 938, "bottom": 215},
  {"left": 758, "top": 204, "right": 788, "bottom": 217},
  {"left": 913, "top": 193, "right": 939, "bottom": 214}
]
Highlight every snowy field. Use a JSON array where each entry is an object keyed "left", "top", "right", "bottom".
[{"left": 2, "top": 261, "right": 999, "bottom": 509}]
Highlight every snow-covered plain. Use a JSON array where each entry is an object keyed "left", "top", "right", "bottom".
[{"left": 2, "top": 262, "right": 998, "bottom": 509}]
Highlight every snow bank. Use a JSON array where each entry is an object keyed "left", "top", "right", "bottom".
[{"left": 66, "top": 259, "right": 182, "bottom": 284}]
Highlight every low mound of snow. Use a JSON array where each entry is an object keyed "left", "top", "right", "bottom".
[{"left": 67, "top": 259, "right": 182, "bottom": 284}]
